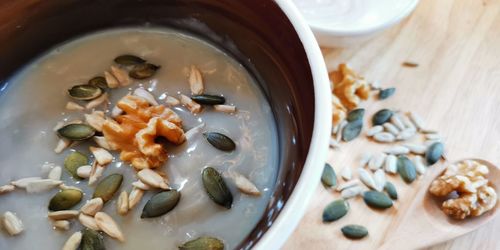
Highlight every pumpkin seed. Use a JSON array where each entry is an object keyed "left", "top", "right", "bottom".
[
  {"left": 141, "top": 190, "right": 181, "bottom": 218},
  {"left": 179, "top": 237, "right": 224, "bottom": 250},
  {"left": 397, "top": 156, "right": 417, "bottom": 183},
  {"left": 129, "top": 63, "right": 160, "bottom": 79},
  {"left": 68, "top": 84, "right": 103, "bottom": 101},
  {"left": 94, "top": 212, "right": 125, "bottom": 242},
  {"left": 57, "top": 124, "right": 95, "bottom": 141},
  {"left": 372, "top": 109, "right": 393, "bottom": 125},
  {"left": 64, "top": 151, "right": 88, "bottom": 179},
  {"left": 363, "top": 191, "right": 393, "bottom": 209},
  {"left": 191, "top": 95, "right": 226, "bottom": 105},
  {"left": 426, "top": 142, "right": 444, "bottom": 165},
  {"left": 346, "top": 108, "right": 365, "bottom": 123},
  {"left": 321, "top": 163, "right": 337, "bottom": 188},
  {"left": 203, "top": 132, "right": 236, "bottom": 151},
  {"left": 88, "top": 76, "right": 108, "bottom": 89},
  {"left": 322, "top": 199, "right": 349, "bottom": 222},
  {"left": 341, "top": 225, "right": 368, "bottom": 239},
  {"left": 342, "top": 121, "right": 362, "bottom": 142},
  {"left": 384, "top": 182, "right": 398, "bottom": 200},
  {"left": 379, "top": 87, "right": 396, "bottom": 100},
  {"left": 93, "top": 174, "right": 123, "bottom": 203},
  {"left": 49, "top": 189, "right": 83, "bottom": 211},
  {"left": 81, "top": 228, "right": 105, "bottom": 250},
  {"left": 114, "top": 54, "right": 146, "bottom": 66},
  {"left": 202, "top": 167, "right": 233, "bottom": 209}
]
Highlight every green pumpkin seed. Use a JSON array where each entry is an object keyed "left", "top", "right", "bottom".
[
  {"left": 321, "top": 163, "right": 337, "bottom": 188},
  {"left": 322, "top": 199, "right": 349, "bottom": 222},
  {"left": 384, "top": 182, "right": 398, "bottom": 200},
  {"left": 49, "top": 189, "right": 83, "bottom": 211},
  {"left": 88, "top": 76, "right": 108, "bottom": 89},
  {"left": 81, "top": 228, "right": 105, "bottom": 250},
  {"left": 342, "top": 121, "right": 363, "bottom": 142},
  {"left": 93, "top": 174, "right": 123, "bottom": 203},
  {"left": 397, "top": 156, "right": 417, "bottom": 183},
  {"left": 191, "top": 95, "right": 226, "bottom": 105},
  {"left": 129, "top": 63, "right": 160, "bottom": 79},
  {"left": 68, "top": 84, "right": 103, "bottom": 101},
  {"left": 341, "top": 224, "right": 368, "bottom": 239},
  {"left": 378, "top": 88, "right": 396, "bottom": 100},
  {"left": 203, "top": 132, "right": 236, "bottom": 152},
  {"left": 346, "top": 108, "right": 365, "bottom": 123},
  {"left": 64, "top": 151, "right": 88, "bottom": 179},
  {"left": 202, "top": 167, "right": 233, "bottom": 209},
  {"left": 372, "top": 109, "right": 393, "bottom": 126},
  {"left": 114, "top": 54, "right": 146, "bottom": 66},
  {"left": 141, "top": 190, "right": 181, "bottom": 218},
  {"left": 363, "top": 191, "right": 393, "bottom": 209},
  {"left": 179, "top": 236, "right": 224, "bottom": 250},
  {"left": 57, "top": 124, "right": 95, "bottom": 141},
  {"left": 425, "top": 142, "right": 444, "bottom": 165}
]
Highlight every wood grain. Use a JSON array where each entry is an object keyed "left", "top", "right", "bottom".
[{"left": 284, "top": 0, "right": 500, "bottom": 249}]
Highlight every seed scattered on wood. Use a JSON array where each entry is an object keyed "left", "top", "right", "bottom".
[
  {"left": 346, "top": 108, "right": 365, "bottom": 123},
  {"left": 403, "top": 143, "right": 426, "bottom": 154},
  {"left": 52, "top": 220, "right": 70, "bottom": 231},
  {"left": 402, "top": 61, "right": 419, "bottom": 67},
  {"left": 188, "top": 65, "right": 204, "bottom": 95},
  {"left": 396, "top": 127, "right": 417, "bottom": 141},
  {"left": 214, "top": 104, "right": 236, "bottom": 113},
  {"left": 0, "top": 184, "right": 15, "bottom": 195},
  {"left": 363, "top": 191, "right": 393, "bottom": 209},
  {"left": 48, "top": 210, "right": 79, "bottom": 220},
  {"left": 413, "top": 155, "right": 427, "bottom": 175},
  {"left": 336, "top": 179, "right": 360, "bottom": 192},
  {"left": 336, "top": 120, "right": 348, "bottom": 142},
  {"left": 80, "top": 198, "right": 104, "bottom": 216},
  {"left": 372, "top": 109, "right": 393, "bottom": 125},
  {"left": 232, "top": 172, "right": 261, "bottom": 196},
  {"left": 373, "top": 169, "right": 386, "bottom": 192},
  {"left": 95, "top": 212, "right": 125, "bottom": 242},
  {"left": 426, "top": 142, "right": 444, "bottom": 165},
  {"left": 85, "top": 92, "right": 109, "bottom": 110},
  {"left": 48, "top": 166, "right": 62, "bottom": 180},
  {"left": 26, "top": 179, "right": 63, "bottom": 193},
  {"left": 368, "top": 153, "right": 386, "bottom": 171},
  {"left": 77, "top": 165, "right": 92, "bottom": 179},
  {"left": 179, "top": 237, "right": 224, "bottom": 250},
  {"left": 340, "top": 166, "right": 352, "bottom": 181},
  {"left": 62, "top": 231, "right": 82, "bottom": 250},
  {"left": 384, "top": 154, "right": 398, "bottom": 174},
  {"left": 425, "top": 133, "right": 441, "bottom": 141},
  {"left": 104, "top": 71, "right": 119, "bottom": 88},
  {"left": 358, "top": 168, "right": 377, "bottom": 190},
  {"left": 1, "top": 211, "right": 23, "bottom": 236},
  {"left": 373, "top": 132, "right": 396, "bottom": 143},
  {"left": 11, "top": 177, "right": 42, "bottom": 188},
  {"left": 408, "top": 111, "right": 425, "bottom": 130},
  {"left": 383, "top": 123, "right": 399, "bottom": 135},
  {"left": 341, "top": 186, "right": 363, "bottom": 199},
  {"left": 341, "top": 224, "right": 369, "bottom": 239},
  {"left": 384, "top": 146, "right": 410, "bottom": 155},
  {"left": 390, "top": 113, "right": 406, "bottom": 130},
  {"left": 321, "top": 163, "right": 337, "bottom": 188},
  {"left": 359, "top": 152, "right": 372, "bottom": 168},
  {"left": 133, "top": 88, "right": 159, "bottom": 106},
  {"left": 179, "top": 94, "right": 202, "bottom": 114},
  {"left": 128, "top": 188, "right": 144, "bottom": 209},
  {"left": 138, "top": 169, "right": 168, "bottom": 190},
  {"left": 379, "top": 87, "right": 396, "bottom": 100},
  {"left": 401, "top": 115, "right": 416, "bottom": 130},
  {"left": 66, "top": 101, "right": 85, "bottom": 111},
  {"left": 322, "top": 199, "right": 349, "bottom": 222},
  {"left": 111, "top": 66, "right": 132, "bottom": 86},
  {"left": 366, "top": 125, "right": 383, "bottom": 137},
  {"left": 342, "top": 121, "right": 363, "bottom": 142},
  {"left": 397, "top": 156, "right": 417, "bottom": 184},
  {"left": 384, "top": 182, "right": 398, "bottom": 200}
]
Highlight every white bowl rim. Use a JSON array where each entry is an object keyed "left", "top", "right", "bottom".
[{"left": 253, "top": 0, "right": 332, "bottom": 249}]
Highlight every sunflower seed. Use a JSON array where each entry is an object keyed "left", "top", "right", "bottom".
[
  {"left": 54, "top": 138, "right": 72, "bottom": 154},
  {"left": 133, "top": 88, "right": 158, "bottom": 105},
  {"left": 48, "top": 210, "right": 79, "bottom": 220},
  {"left": 93, "top": 136, "right": 113, "bottom": 150},
  {"left": 321, "top": 163, "right": 337, "bottom": 188},
  {"left": 62, "top": 231, "right": 82, "bottom": 250},
  {"left": 11, "top": 177, "right": 42, "bottom": 188},
  {"left": 59, "top": 184, "right": 83, "bottom": 192},
  {"left": 52, "top": 220, "right": 70, "bottom": 231},
  {"left": 137, "top": 169, "right": 168, "bottom": 190},
  {"left": 114, "top": 54, "right": 146, "bottom": 66},
  {"left": 384, "top": 154, "right": 398, "bottom": 174},
  {"left": 78, "top": 213, "right": 100, "bottom": 231},
  {"left": 397, "top": 156, "right": 417, "bottom": 183},
  {"left": 188, "top": 65, "right": 204, "bottom": 95},
  {"left": 75, "top": 165, "right": 91, "bottom": 179},
  {"left": 128, "top": 188, "right": 144, "bottom": 209},
  {"left": 58, "top": 124, "right": 95, "bottom": 141},
  {"left": 379, "top": 87, "right": 396, "bottom": 100},
  {"left": 88, "top": 163, "right": 105, "bottom": 186},
  {"left": 179, "top": 94, "right": 202, "bottom": 114},
  {"left": 66, "top": 101, "right": 85, "bottom": 111},
  {"left": 384, "top": 146, "right": 409, "bottom": 155},
  {"left": 68, "top": 85, "right": 103, "bottom": 101},
  {"left": 80, "top": 198, "right": 103, "bottom": 216},
  {"left": 0, "top": 184, "right": 15, "bottom": 194},
  {"left": 1, "top": 211, "right": 23, "bottom": 236},
  {"left": 89, "top": 146, "right": 113, "bottom": 166},
  {"left": 335, "top": 120, "right": 347, "bottom": 142},
  {"left": 132, "top": 180, "right": 152, "bottom": 190},
  {"left": 403, "top": 143, "right": 426, "bottom": 154},
  {"left": 373, "top": 169, "right": 386, "bottom": 192},
  {"left": 202, "top": 167, "right": 233, "bottom": 209},
  {"left": 383, "top": 123, "right": 399, "bottom": 135},
  {"left": 322, "top": 199, "right": 349, "bottom": 222},
  {"left": 95, "top": 212, "right": 125, "bottom": 242},
  {"left": 408, "top": 111, "right": 425, "bottom": 130},
  {"left": 141, "top": 190, "right": 180, "bottom": 218},
  {"left": 390, "top": 113, "right": 406, "bottom": 130},
  {"left": 340, "top": 166, "right": 352, "bottom": 181},
  {"left": 232, "top": 172, "right": 261, "bottom": 196},
  {"left": 203, "top": 132, "right": 236, "bottom": 151},
  {"left": 368, "top": 153, "right": 386, "bottom": 170},
  {"left": 179, "top": 237, "right": 224, "bottom": 250},
  {"left": 88, "top": 76, "right": 108, "bottom": 89},
  {"left": 47, "top": 166, "right": 62, "bottom": 180},
  {"left": 346, "top": 108, "right": 365, "bottom": 123},
  {"left": 129, "top": 63, "right": 160, "bottom": 79},
  {"left": 64, "top": 151, "right": 88, "bottom": 179},
  {"left": 26, "top": 179, "right": 62, "bottom": 193},
  {"left": 426, "top": 142, "right": 444, "bottom": 165},
  {"left": 413, "top": 155, "right": 427, "bottom": 175},
  {"left": 401, "top": 114, "right": 416, "bottom": 130},
  {"left": 111, "top": 66, "right": 131, "bottom": 86},
  {"left": 329, "top": 138, "right": 340, "bottom": 149},
  {"left": 363, "top": 191, "right": 393, "bottom": 209},
  {"left": 373, "top": 132, "right": 395, "bottom": 143},
  {"left": 85, "top": 92, "right": 108, "bottom": 110},
  {"left": 372, "top": 109, "right": 393, "bottom": 125},
  {"left": 93, "top": 174, "right": 123, "bottom": 203},
  {"left": 366, "top": 125, "right": 383, "bottom": 136},
  {"left": 342, "top": 121, "right": 363, "bottom": 142},
  {"left": 425, "top": 133, "right": 441, "bottom": 140},
  {"left": 336, "top": 179, "right": 360, "bottom": 191},
  {"left": 421, "top": 129, "right": 439, "bottom": 134},
  {"left": 396, "top": 127, "right": 416, "bottom": 141},
  {"left": 191, "top": 94, "right": 226, "bottom": 105},
  {"left": 359, "top": 152, "right": 372, "bottom": 168},
  {"left": 341, "top": 224, "right": 368, "bottom": 239},
  {"left": 358, "top": 168, "right": 377, "bottom": 190},
  {"left": 104, "top": 71, "right": 119, "bottom": 88},
  {"left": 341, "top": 186, "right": 363, "bottom": 199},
  {"left": 84, "top": 111, "right": 106, "bottom": 132},
  {"left": 116, "top": 191, "right": 129, "bottom": 216}
]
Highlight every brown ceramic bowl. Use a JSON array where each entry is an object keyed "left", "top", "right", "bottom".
[{"left": 0, "top": 0, "right": 330, "bottom": 249}]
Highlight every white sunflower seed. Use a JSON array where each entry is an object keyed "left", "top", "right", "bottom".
[
  {"left": 341, "top": 186, "right": 363, "bottom": 199},
  {"left": 359, "top": 152, "right": 372, "bottom": 168},
  {"left": 78, "top": 213, "right": 100, "bottom": 231},
  {"left": 80, "top": 198, "right": 103, "bottom": 216},
  {"left": 383, "top": 123, "right": 399, "bottom": 135},
  {"left": 111, "top": 105, "right": 123, "bottom": 117},
  {"left": 403, "top": 143, "right": 427, "bottom": 154},
  {"left": 137, "top": 169, "right": 168, "bottom": 189},
  {"left": 48, "top": 210, "right": 79, "bottom": 220},
  {"left": 1, "top": 211, "right": 23, "bottom": 236},
  {"left": 133, "top": 88, "right": 158, "bottom": 106},
  {"left": 117, "top": 191, "right": 129, "bottom": 216},
  {"left": 85, "top": 92, "right": 108, "bottom": 110},
  {"left": 336, "top": 120, "right": 348, "bottom": 142},
  {"left": 332, "top": 123, "right": 340, "bottom": 135},
  {"left": 425, "top": 139, "right": 442, "bottom": 146},
  {"left": 165, "top": 96, "right": 180, "bottom": 106},
  {"left": 420, "top": 129, "right": 439, "bottom": 134},
  {"left": 335, "top": 179, "right": 360, "bottom": 192},
  {"left": 425, "top": 133, "right": 441, "bottom": 140},
  {"left": 54, "top": 138, "right": 71, "bottom": 154},
  {"left": 368, "top": 153, "right": 386, "bottom": 170},
  {"left": 93, "top": 136, "right": 113, "bottom": 150},
  {"left": 358, "top": 168, "right": 377, "bottom": 190},
  {"left": 84, "top": 111, "right": 106, "bottom": 132},
  {"left": 0, "top": 184, "right": 15, "bottom": 194},
  {"left": 52, "top": 220, "right": 70, "bottom": 231},
  {"left": 65, "top": 101, "right": 84, "bottom": 111},
  {"left": 401, "top": 114, "right": 416, "bottom": 130},
  {"left": 231, "top": 172, "right": 260, "bottom": 196},
  {"left": 128, "top": 188, "right": 144, "bottom": 209},
  {"left": 384, "top": 146, "right": 410, "bottom": 155},
  {"left": 179, "top": 94, "right": 202, "bottom": 114},
  {"left": 48, "top": 166, "right": 62, "bottom": 180},
  {"left": 104, "top": 71, "right": 119, "bottom": 88},
  {"left": 390, "top": 113, "right": 406, "bottom": 130},
  {"left": 62, "top": 231, "right": 82, "bottom": 250},
  {"left": 413, "top": 155, "right": 427, "bottom": 175},
  {"left": 77, "top": 165, "right": 92, "bottom": 179},
  {"left": 373, "top": 132, "right": 395, "bottom": 143},
  {"left": 11, "top": 177, "right": 42, "bottom": 188},
  {"left": 59, "top": 184, "right": 83, "bottom": 192},
  {"left": 373, "top": 169, "right": 386, "bottom": 191},
  {"left": 188, "top": 65, "right": 204, "bottom": 95},
  {"left": 88, "top": 162, "right": 105, "bottom": 186},
  {"left": 89, "top": 146, "right": 113, "bottom": 165},
  {"left": 409, "top": 111, "right": 425, "bottom": 130},
  {"left": 131, "top": 180, "right": 152, "bottom": 190},
  {"left": 396, "top": 127, "right": 417, "bottom": 141},
  {"left": 26, "top": 179, "right": 63, "bottom": 193},
  {"left": 111, "top": 65, "right": 131, "bottom": 87},
  {"left": 95, "top": 212, "right": 125, "bottom": 242},
  {"left": 214, "top": 104, "right": 236, "bottom": 114},
  {"left": 366, "top": 125, "right": 383, "bottom": 136},
  {"left": 340, "top": 166, "right": 352, "bottom": 181},
  {"left": 384, "top": 154, "right": 398, "bottom": 174}
]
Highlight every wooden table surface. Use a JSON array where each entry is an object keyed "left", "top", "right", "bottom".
[{"left": 284, "top": 0, "right": 500, "bottom": 249}]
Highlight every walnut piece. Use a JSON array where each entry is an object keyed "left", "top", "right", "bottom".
[{"left": 429, "top": 160, "right": 497, "bottom": 219}]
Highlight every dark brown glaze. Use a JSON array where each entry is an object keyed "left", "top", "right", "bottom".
[{"left": 0, "top": 1, "right": 314, "bottom": 248}]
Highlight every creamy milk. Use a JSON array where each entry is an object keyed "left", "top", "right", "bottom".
[{"left": 0, "top": 28, "right": 278, "bottom": 249}]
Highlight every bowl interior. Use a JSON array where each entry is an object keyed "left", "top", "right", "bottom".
[{"left": 0, "top": 0, "right": 315, "bottom": 248}]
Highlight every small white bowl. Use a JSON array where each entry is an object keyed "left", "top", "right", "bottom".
[{"left": 293, "top": 0, "right": 420, "bottom": 47}]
